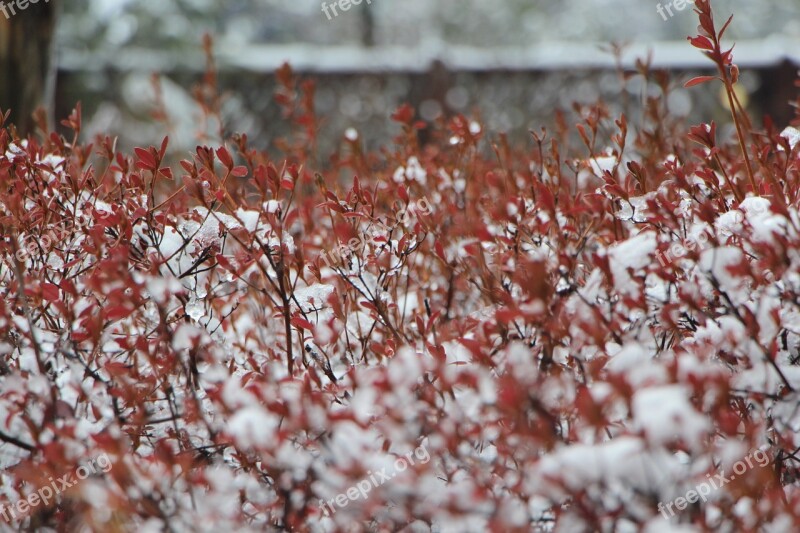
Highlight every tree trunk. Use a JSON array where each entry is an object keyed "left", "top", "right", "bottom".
[
  {"left": 0, "top": 1, "right": 58, "bottom": 135},
  {"left": 360, "top": 6, "right": 374, "bottom": 47}
]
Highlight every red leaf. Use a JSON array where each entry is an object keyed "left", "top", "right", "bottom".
[
  {"left": 721, "top": 46, "right": 735, "bottom": 66},
  {"left": 359, "top": 300, "right": 378, "bottom": 313},
  {"left": 317, "top": 201, "right": 345, "bottom": 213},
  {"left": 59, "top": 279, "right": 77, "bottom": 296},
  {"left": 216, "top": 146, "right": 233, "bottom": 169},
  {"left": 159, "top": 136, "right": 170, "bottom": 159},
  {"left": 719, "top": 14, "right": 734, "bottom": 39},
  {"left": 435, "top": 240, "right": 446, "bottom": 262},
  {"left": 496, "top": 307, "right": 521, "bottom": 324},
  {"left": 398, "top": 234, "right": 409, "bottom": 252},
  {"left": 231, "top": 166, "right": 248, "bottom": 177},
  {"left": 391, "top": 104, "right": 414, "bottom": 124},
  {"left": 72, "top": 330, "right": 90, "bottom": 342},
  {"left": 180, "top": 159, "right": 195, "bottom": 173},
  {"left": 291, "top": 316, "right": 315, "bottom": 330},
  {"left": 104, "top": 361, "right": 132, "bottom": 377},
  {"left": 427, "top": 310, "right": 442, "bottom": 331},
  {"left": 684, "top": 76, "right": 716, "bottom": 88},
  {"left": 215, "top": 254, "right": 233, "bottom": 271},
  {"left": 134, "top": 147, "right": 156, "bottom": 170},
  {"left": 105, "top": 306, "right": 132, "bottom": 321},
  {"left": 398, "top": 184, "right": 409, "bottom": 204},
  {"left": 688, "top": 35, "right": 714, "bottom": 51},
  {"left": 42, "top": 282, "right": 60, "bottom": 301}
]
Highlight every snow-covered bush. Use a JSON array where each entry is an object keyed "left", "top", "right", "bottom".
[{"left": 1, "top": 1, "right": 799, "bottom": 530}]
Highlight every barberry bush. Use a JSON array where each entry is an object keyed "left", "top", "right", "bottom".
[{"left": 2, "top": 1, "right": 800, "bottom": 531}]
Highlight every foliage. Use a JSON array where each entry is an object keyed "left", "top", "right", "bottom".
[{"left": 2, "top": 2, "right": 800, "bottom": 530}]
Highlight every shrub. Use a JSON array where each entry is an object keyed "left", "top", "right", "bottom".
[{"left": 1, "top": 1, "right": 799, "bottom": 530}]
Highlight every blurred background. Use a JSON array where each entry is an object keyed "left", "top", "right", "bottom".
[{"left": 2, "top": 0, "right": 800, "bottom": 155}]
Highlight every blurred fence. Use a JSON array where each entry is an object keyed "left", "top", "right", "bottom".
[{"left": 54, "top": 39, "right": 800, "bottom": 155}]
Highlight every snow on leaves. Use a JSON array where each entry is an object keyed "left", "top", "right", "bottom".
[{"left": 1, "top": 15, "right": 800, "bottom": 529}]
